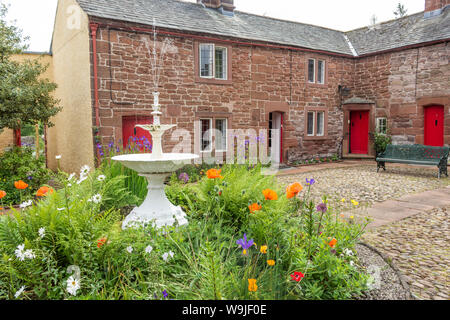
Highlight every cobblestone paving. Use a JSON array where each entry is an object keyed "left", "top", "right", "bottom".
[
  {"left": 362, "top": 206, "right": 449, "bottom": 300},
  {"left": 277, "top": 165, "right": 450, "bottom": 208}
]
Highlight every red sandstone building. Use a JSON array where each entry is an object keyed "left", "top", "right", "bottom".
[{"left": 48, "top": 0, "right": 450, "bottom": 172}]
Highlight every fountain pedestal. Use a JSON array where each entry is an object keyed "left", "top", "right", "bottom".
[{"left": 122, "top": 172, "right": 188, "bottom": 229}]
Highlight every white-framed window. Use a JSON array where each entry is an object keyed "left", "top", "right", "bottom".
[
  {"left": 200, "top": 118, "right": 212, "bottom": 152},
  {"left": 376, "top": 117, "right": 387, "bottom": 134},
  {"left": 317, "top": 60, "right": 325, "bottom": 84},
  {"left": 307, "top": 111, "right": 326, "bottom": 137},
  {"left": 215, "top": 118, "right": 227, "bottom": 152},
  {"left": 308, "top": 58, "right": 326, "bottom": 84},
  {"left": 307, "top": 111, "right": 315, "bottom": 136},
  {"left": 308, "top": 59, "right": 315, "bottom": 83},
  {"left": 316, "top": 111, "right": 325, "bottom": 136},
  {"left": 199, "top": 118, "right": 228, "bottom": 152},
  {"left": 199, "top": 44, "right": 228, "bottom": 80}
]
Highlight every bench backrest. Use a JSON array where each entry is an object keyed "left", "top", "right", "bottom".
[{"left": 384, "top": 144, "right": 449, "bottom": 161}]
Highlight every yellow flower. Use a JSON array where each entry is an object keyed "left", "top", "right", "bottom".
[
  {"left": 350, "top": 216, "right": 354, "bottom": 219},
  {"left": 267, "top": 259, "right": 275, "bottom": 266},
  {"left": 351, "top": 200, "right": 359, "bottom": 206},
  {"left": 248, "top": 279, "right": 258, "bottom": 292},
  {"left": 260, "top": 245, "right": 268, "bottom": 254},
  {"left": 341, "top": 198, "right": 346, "bottom": 203}
]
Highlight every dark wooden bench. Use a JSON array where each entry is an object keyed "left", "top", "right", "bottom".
[{"left": 376, "top": 144, "right": 449, "bottom": 178}]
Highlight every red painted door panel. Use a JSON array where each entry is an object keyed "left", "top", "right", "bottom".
[
  {"left": 350, "top": 111, "right": 369, "bottom": 154},
  {"left": 424, "top": 106, "right": 444, "bottom": 147},
  {"left": 122, "top": 116, "right": 153, "bottom": 152}
]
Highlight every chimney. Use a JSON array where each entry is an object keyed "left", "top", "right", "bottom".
[
  {"left": 424, "top": 0, "right": 450, "bottom": 18},
  {"left": 197, "top": 0, "right": 235, "bottom": 16}
]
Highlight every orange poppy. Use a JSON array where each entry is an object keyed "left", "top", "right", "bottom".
[
  {"left": 206, "top": 169, "right": 223, "bottom": 179},
  {"left": 36, "top": 186, "right": 54, "bottom": 197},
  {"left": 14, "top": 180, "right": 29, "bottom": 190},
  {"left": 0, "top": 190, "right": 6, "bottom": 199},
  {"left": 328, "top": 238, "right": 337, "bottom": 248},
  {"left": 97, "top": 238, "right": 107, "bottom": 248},
  {"left": 248, "top": 203, "right": 262, "bottom": 214},
  {"left": 286, "top": 182, "right": 303, "bottom": 199},
  {"left": 262, "top": 189, "right": 278, "bottom": 200},
  {"left": 267, "top": 259, "right": 275, "bottom": 266},
  {"left": 248, "top": 279, "right": 258, "bottom": 292}
]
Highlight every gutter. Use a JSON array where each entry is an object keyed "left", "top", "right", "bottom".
[{"left": 89, "top": 22, "right": 101, "bottom": 164}]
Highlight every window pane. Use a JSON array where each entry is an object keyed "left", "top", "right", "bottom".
[
  {"left": 215, "top": 47, "right": 227, "bottom": 80},
  {"left": 307, "top": 112, "right": 315, "bottom": 135},
  {"left": 317, "top": 60, "right": 325, "bottom": 84},
  {"left": 317, "top": 112, "right": 324, "bottom": 136},
  {"left": 377, "top": 118, "right": 387, "bottom": 134},
  {"left": 200, "top": 44, "right": 213, "bottom": 77},
  {"left": 308, "top": 59, "right": 315, "bottom": 83},
  {"left": 200, "top": 119, "right": 211, "bottom": 151},
  {"left": 215, "top": 119, "right": 227, "bottom": 151}
]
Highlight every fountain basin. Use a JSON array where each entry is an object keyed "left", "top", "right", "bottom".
[
  {"left": 112, "top": 152, "right": 199, "bottom": 229},
  {"left": 112, "top": 153, "right": 198, "bottom": 174}
]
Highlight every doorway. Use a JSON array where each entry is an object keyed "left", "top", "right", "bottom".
[
  {"left": 424, "top": 105, "right": 444, "bottom": 147},
  {"left": 269, "top": 112, "right": 283, "bottom": 163},
  {"left": 349, "top": 110, "right": 369, "bottom": 154}
]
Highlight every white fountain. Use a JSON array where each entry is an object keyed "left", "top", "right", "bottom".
[{"left": 112, "top": 92, "right": 198, "bottom": 229}]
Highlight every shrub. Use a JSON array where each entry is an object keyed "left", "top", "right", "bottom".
[
  {"left": 0, "top": 147, "right": 52, "bottom": 205},
  {"left": 373, "top": 132, "right": 392, "bottom": 156}
]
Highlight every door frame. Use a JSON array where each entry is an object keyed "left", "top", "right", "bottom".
[
  {"left": 342, "top": 103, "right": 376, "bottom": 158},
  {"left": 416, "top": 96, "right": 449, "bottom": 146}
]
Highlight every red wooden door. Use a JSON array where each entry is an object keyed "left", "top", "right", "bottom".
[
  {"left": 122, "top": 116, "right": 153, "bottom": 152},
  {"left": 424, "top": 106, "right": 444, "bottom": 147},
  {"left": 350, "top": 110, "right": 369, "bottom": 154}
]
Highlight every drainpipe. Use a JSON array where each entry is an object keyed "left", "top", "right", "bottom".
[{"left": 90, "top": 22, "right": 101, "bottom": 164}]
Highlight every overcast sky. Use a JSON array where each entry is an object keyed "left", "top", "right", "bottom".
[{"left": 1, "top": 0, "right": 426, "bottom": 53}]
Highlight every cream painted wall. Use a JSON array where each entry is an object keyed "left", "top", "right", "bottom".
[
  {"left": 0, "top": 53, "right": 54, "bottom": 154},
  {"left": 47, "top": 0, "right": 94, "bottom": 173}
]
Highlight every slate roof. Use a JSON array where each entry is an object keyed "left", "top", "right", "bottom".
[
  {"left": 76, "top": 0, "right": 450, "bottom": 57},
  {"left": 346, "top": 8, "right": 450, "bottom": 56}
]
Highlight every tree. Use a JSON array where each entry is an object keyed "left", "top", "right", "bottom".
[
  {"left": 0, "top": 4, "right": 61, "bottom": 145},
  {"left": 394, "top": 3, "right": 408, "bottom": 18}
]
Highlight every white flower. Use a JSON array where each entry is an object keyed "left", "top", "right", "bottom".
[
  {"left": 55, "top": 155, "right": 62, "bottom": 160},
  {"left": 14, "top": 286, "right": 25, "bottom": 299},
  {"left": 57, "top": 207, "right": 66, "bottom": 211},
  {"left": 80, "top": 165, "right": 91, "bottom": 176},
  {"left": 24, "top": 249, "right": 36, "bottom": 259},
  {"left": 38, "top": 227, "right": 45, "bottom": 238},
  {"left": 145, "top": 245, "right": 153, "bottom": 254},
  {"left": 97, "top": 175, "right": 106, "bottom": 182},
  {"left": 19, "top": 200, "right": 33, "bottom": 209},
  {"left": 126, "top": 246, "right": 133, "bottom": 254},
  {"left": 68, "top": 173, "right": 76, "bottom": 181},
  {"left": 76, "top": 175, "right": 88, "bottom": 185},
  {"left": 343, "top": 248, "right": 354, "bottom": 256},
  {"left": 162, "top": 251, "right": 174, "bottom": 261},
  {"left": 15, "top": 244, "right": 26, "bottom": 261},
  {"left": 66, "top": 276, "right": 80, "bottom": 296},
  {"left": 90, "top": 194, "right": 102, "bottom": 204},
  {"left": 349, "top": 261, "right": 355, "bottom": 267}
]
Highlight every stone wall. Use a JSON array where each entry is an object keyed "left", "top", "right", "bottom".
[
  {"left": 352, "top": 42, "right": 450, "bottom": 146},
  {"left": 90, "top": 17, "right": 354, "bottom": 163}
]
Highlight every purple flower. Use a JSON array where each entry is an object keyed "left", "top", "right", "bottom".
[
  {"left": 306, "top": 178, "right": 315, "bottom": 186},
  {"left": 236, "top": 233, "right": 254, "bottom": 255},
  {"left": 178, "top": 172, "right": 189, "bottom": 183},
  {"left": 116, "top": 147, "right": 120, "bottom": 153},
  {"left": 316, "top": 202, "right": 327, "bottom": 213},
  {"left": 162, "top": 290, "right": 168, "bottom": 299},
  {"left": 27, "top": 176, "right": 33, "bottom": 180}
]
